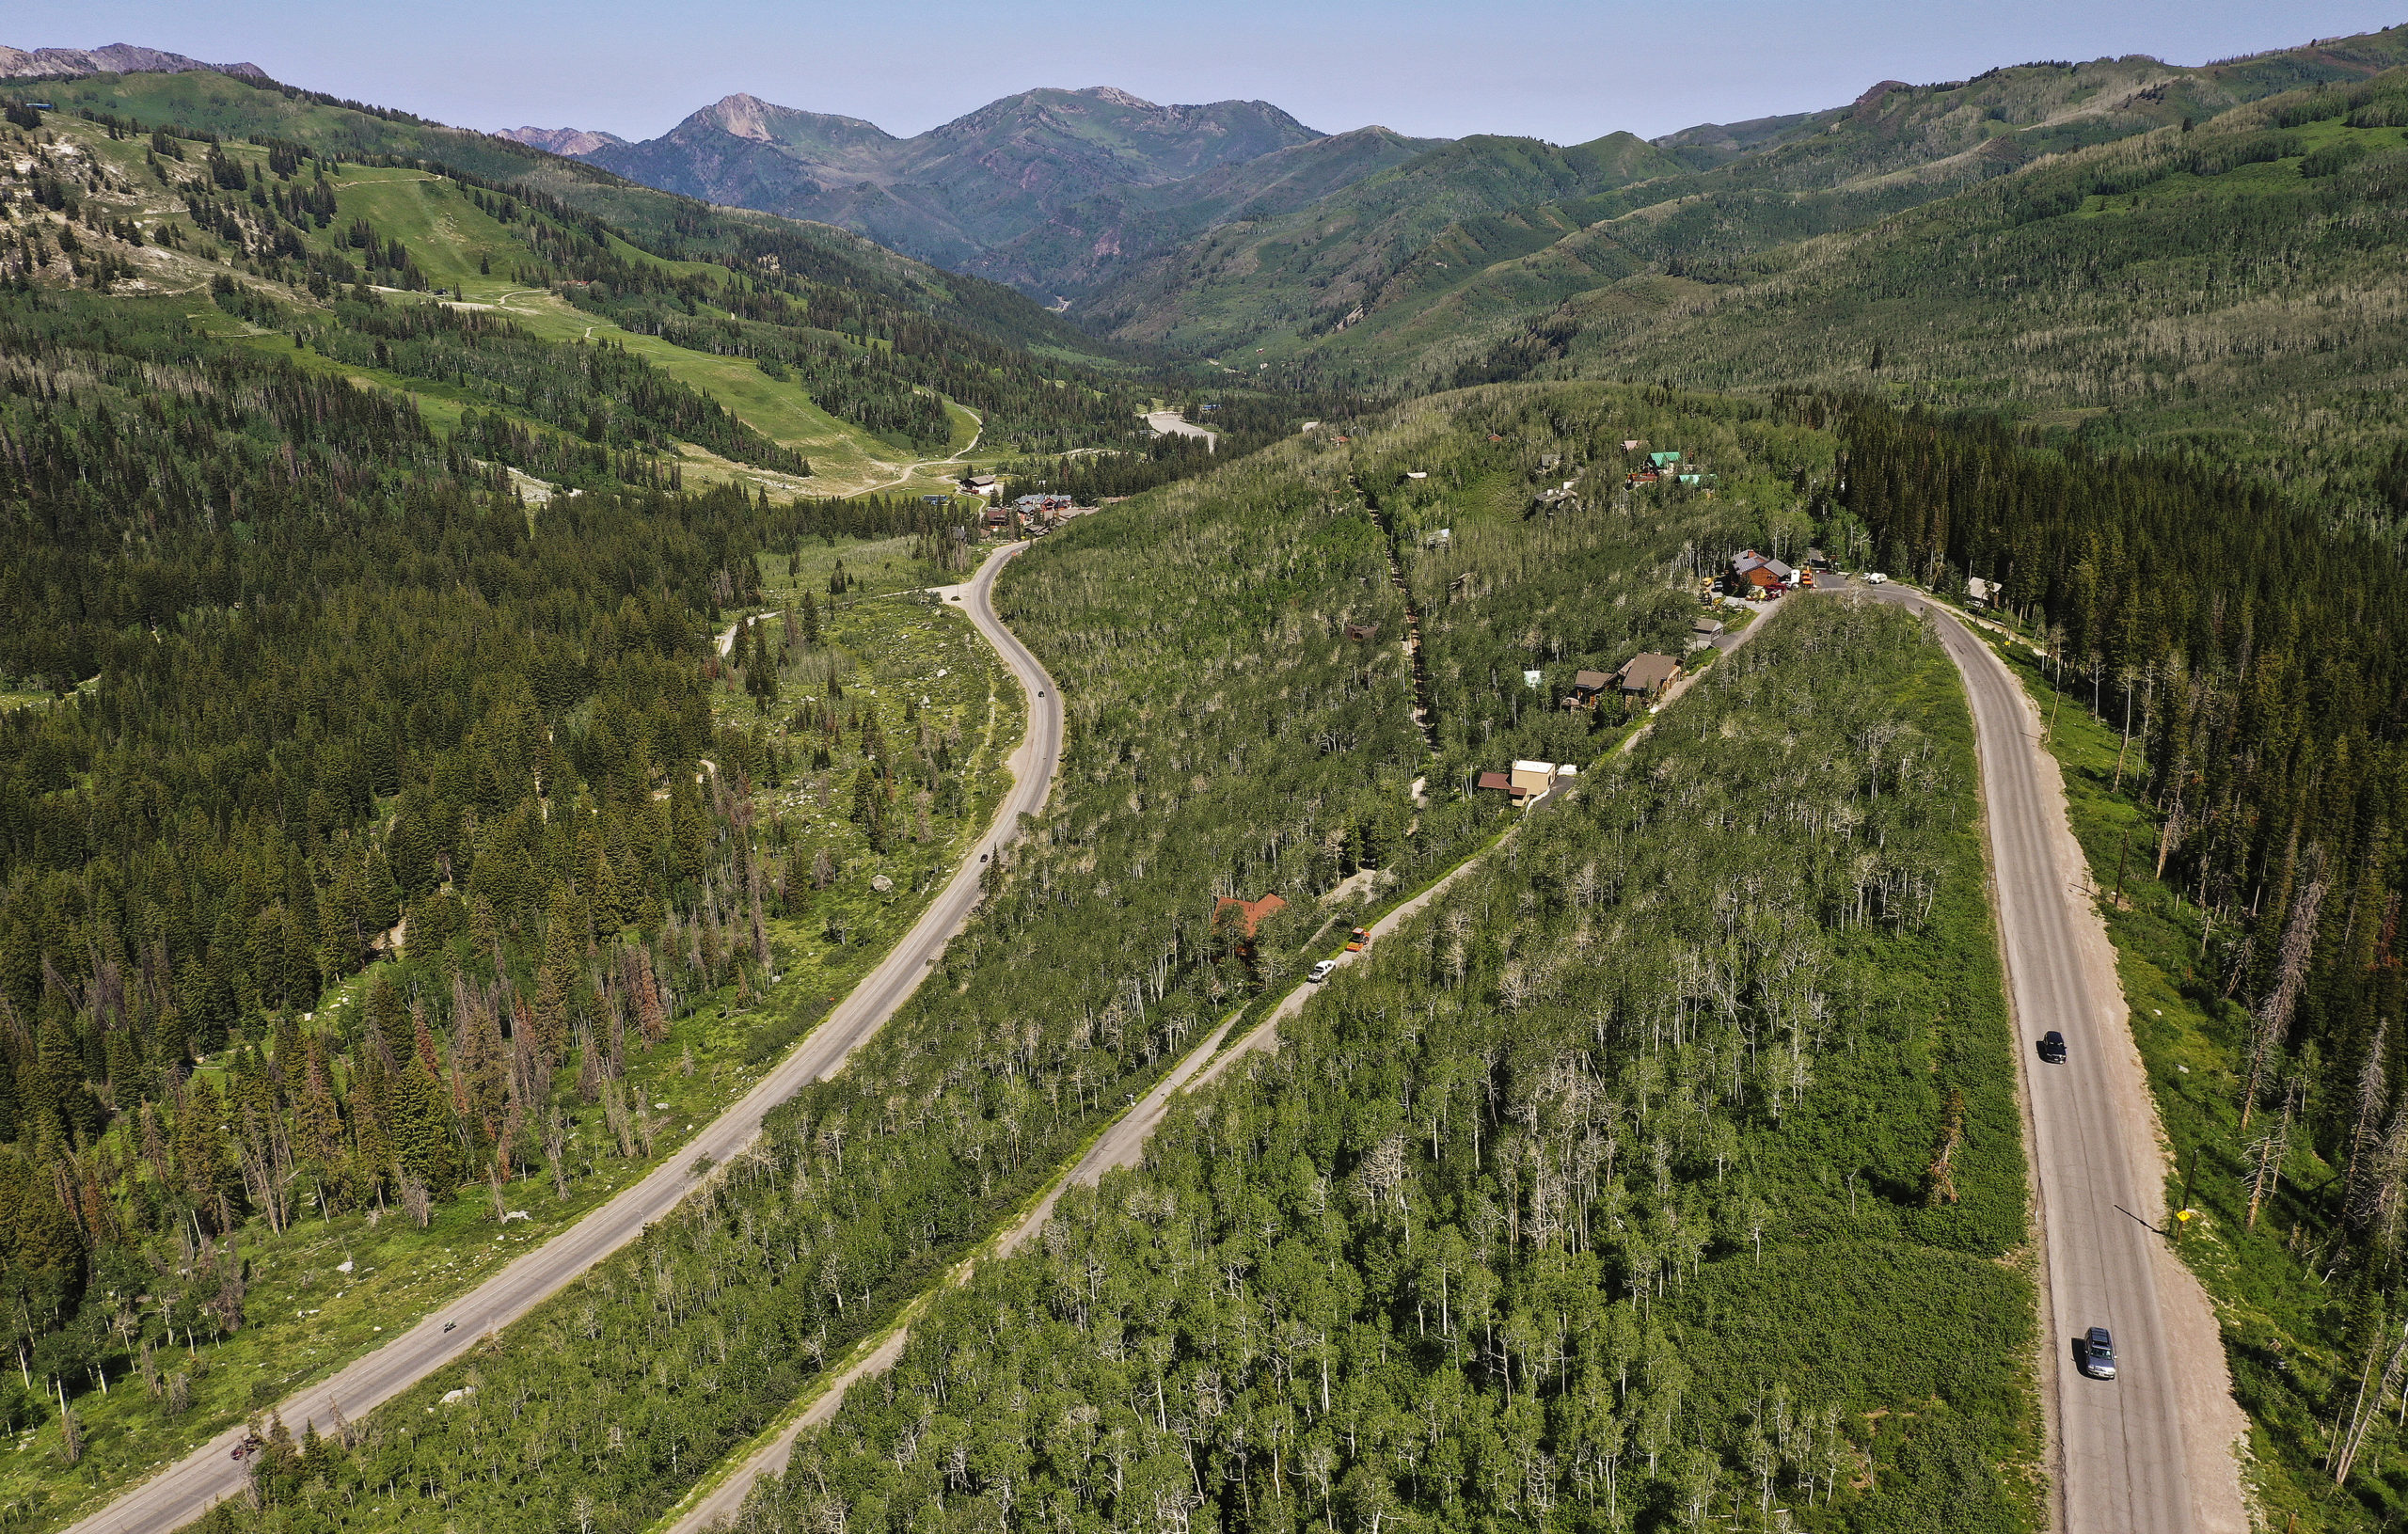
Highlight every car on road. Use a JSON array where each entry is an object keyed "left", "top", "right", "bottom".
[
  {"left": 1862, "top": 572, "right": 1888, "bottom": 585},
  {"left": 2038, "top": 1030, "right": 2067, "bottom": 1063},
  {"left": 1307, "top": 959, "right": 1338, "bottom": 983},
  {"left": 2082, "top": 1326, "right": 2117, "bottom": 1379},
  {"left": 1346, "top": 926, "right": 1369, "bottom": 952}
]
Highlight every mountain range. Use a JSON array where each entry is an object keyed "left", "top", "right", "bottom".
[
  {"left": 507, "top": 87, "right": 1328, "bottom": 280},
  {"left": 510, "top": 25, "right": 2408, "bottom": 365},
  {"left": 0, "top": 42, "right": 262, "bottom": 80}
]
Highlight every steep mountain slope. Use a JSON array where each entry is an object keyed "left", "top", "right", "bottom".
[
  {"left": 968, "top": 123, "right": 1446, "bottom": 297},
  {"left": 1072, "top": 131, "right": 1684, "bottom": 356},
  {"left": 1085, "top": 24, "right": 2408, "bottom": 368},
  {"left": 12, "top": 68, "right": 1169, "bottom": 507},
  {"left": 20, "top": 64, "right": 1106, "bottom": 357},
  {"left": 576, "top": 87, "right": 1323, "bottom": 269},
  {"left": 1461, "top": 70, "right": 2408, "bottom": 498}
]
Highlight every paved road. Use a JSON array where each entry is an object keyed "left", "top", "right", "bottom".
[
  {"left": 1859, "top": 581, "right": 2243, "bottom": 1534},
  {"left": 66, "top": 542, "right": 1062, "bottom": 1534}
]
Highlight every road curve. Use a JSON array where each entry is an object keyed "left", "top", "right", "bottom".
[
  {"left": 1863, "top": 583, "right": 2244, "bottom": 1534},
  {"left": 66, "top": 542, "right": 1062, "bottom": 1534}
]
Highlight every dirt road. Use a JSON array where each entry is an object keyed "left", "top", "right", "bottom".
[
  {"left": 664, "top": 594, "right": 1796, "bottom": 1530},
  {"left": 63, "top": 542, "right": 1061, "bottom": 1534}
]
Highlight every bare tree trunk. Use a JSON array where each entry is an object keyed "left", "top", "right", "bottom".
[
  {"left": 2242, "top": 851, "right": 2327, "bottom": 1131},
  {"left": 2332, "top": 1321, "right": 2408, "bottom": 1485}
]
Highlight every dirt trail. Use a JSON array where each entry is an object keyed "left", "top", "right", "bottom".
[{"left": 663, "top": 589, "right": 1799, "bottom": 1532}]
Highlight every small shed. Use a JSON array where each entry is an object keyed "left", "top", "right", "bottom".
[
  {"left": 1692, "top": 618, "right": 1724, "bottom": 639},
  {"left": 1344, "top": 621, "right": 1380, "bottom": 642}
]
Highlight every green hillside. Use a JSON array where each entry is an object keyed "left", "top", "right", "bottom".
[
  {"left": 25, "top": 66, "right": 1106, "bottom": 356},
  {"left": 1074, "top": 24, "right": 2408, "bottom": 379},
  {"left": 166, "top": 380, "right": 2041, "bottom": 1534},
  {"left": 1073, "top": 132, "right": 1686, "bottom": 357},
  {"left": 1506, "top": 71, "right": 2408, "bottom": 505},
  {"left": 7, "top": 81, "right": 1170, "bottom": 495}
]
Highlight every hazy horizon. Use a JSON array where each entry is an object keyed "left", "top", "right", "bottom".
[{"left": 8, "top": 0, "right": 2400, "bottom": 148}]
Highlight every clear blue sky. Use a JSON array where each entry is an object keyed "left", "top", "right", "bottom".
[{"left": 14, "top": 0, "right": 2402, "bottom": 144}]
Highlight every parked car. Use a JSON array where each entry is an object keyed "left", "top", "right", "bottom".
[
  {"left": 1863, "top": 572, "right": 1889, "bottom": 585},
  {"left": 2083, "top": 1326, "right": 2117, "bottom": 1379},
  {"left": 1307, "top": 959, "right": 1338, "bottom": 983},
  {"left": 2038, "top": 1030, "right": 2067, "bottom": 1063}
]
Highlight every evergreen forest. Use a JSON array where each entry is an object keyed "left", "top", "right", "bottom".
[{"left": 6, "top": 24, "right": 2408, "bottom": 1534}]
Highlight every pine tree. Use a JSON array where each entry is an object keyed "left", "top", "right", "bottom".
[
  {"left": 533, "top": 883, "right": 583, "bottom": 1062},
  {"left": 384, "top": 1058, "right": 456, "bottom": 1191}
]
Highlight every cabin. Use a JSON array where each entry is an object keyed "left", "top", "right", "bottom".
[
  {"left": 1616, "top": 653, "right": 1682, "bottom": 700},
  {"left": 1966, "top": 576, "right": 2005, "bottom": 609},
  {"left": 1212, "top": 894, "right": 1288, "bottom": 952},
  {"left": 962, "top": 473, "right": 1002, "bottom": 498},
  {"left": 1566, "top": 669, "right": 1613, "bottom": 708},
  {"left": 1344, "top": 621, "right": 1380, "bottom": 642},
  {"left": 1724, "top": 550, "right": 1796, "bottom": 596},
  {"left": 1649, "top": 451, "right": 1683, "bottom": 470},
  {"left": 1478, "top": 762, "right": 1573, "bottom": 805},
  {"left": 1690, "top": 618, "right": 1725, "bottom": 649}
]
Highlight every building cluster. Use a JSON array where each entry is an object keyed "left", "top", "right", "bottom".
[{"left": 1624, "top": 449, "right": 1706, "bottom": 489}]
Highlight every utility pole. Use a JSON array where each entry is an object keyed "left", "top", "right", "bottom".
[{"left": 2111, "top": 828, "right": 2131, "bottom": 913}]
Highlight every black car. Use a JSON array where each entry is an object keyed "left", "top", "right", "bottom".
[
  {"left": 2082, "top": 1325, "right": 2117, "bottom": 1380},
  {"left": 2038, "top": 1030, "right": 2067, "bottom": 1064}
]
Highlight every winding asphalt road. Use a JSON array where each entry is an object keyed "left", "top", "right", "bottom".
[
  {"left": 1861, "top": 581, "right": 2244, "bottom": 1534},
  {"left": 65, "top": 541, "right": 1061, "bottom": 1534}
]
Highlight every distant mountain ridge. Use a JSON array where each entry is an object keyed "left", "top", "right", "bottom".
[
  {"left": 0, "top": 42, "right": 264, "bottom": 81},
  {"left": 531, "top": 86, "right": 1329, "bottom": 273},
  {"left": 499, "top": 124, "right": 628, "bottom": 156}
]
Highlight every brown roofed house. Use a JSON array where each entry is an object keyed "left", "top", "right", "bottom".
[
  {"left": 1616, "top": 653, "right": 1682, "bottom": 700},
  {"left": 1569, "top": 669, "right": 1613, "bottom": 707},
  {"left": 1476, "top": 770, "right": 1525, "bottom": 802},
  {"left": 1212, "top": 894, "right": 1288, "bottom": 940}
]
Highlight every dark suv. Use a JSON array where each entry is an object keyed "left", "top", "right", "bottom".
[
  {"left": 2082, "top": 1326, "right": 2117, "bottom": 1380},
  {"left": 2038, "top": 1031, "right": 2067, "bottom": 1064}
]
